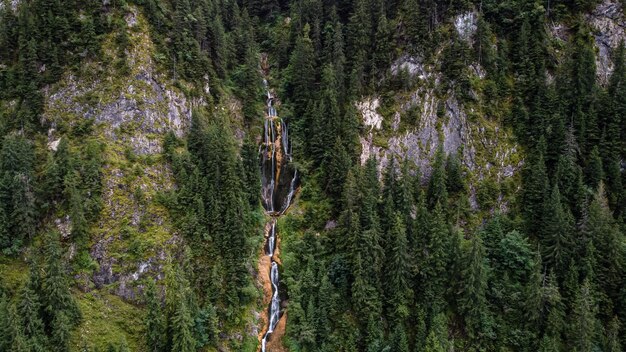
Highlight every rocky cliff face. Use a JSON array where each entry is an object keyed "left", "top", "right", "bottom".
[
  {"left": 359, "top": 54, "right": 521, "bottom": 211},
  {"left": 358, "top": 2, "right": 626, "bottom": 212},
  {"left": 44, "top": 7, "right": 197, "bottom": 299},
  {"left": 588, "top": 0, "right": 626, "bottom": 83}
]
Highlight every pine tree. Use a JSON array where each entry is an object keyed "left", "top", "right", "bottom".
[
  {"left": 322, "top": 10, "right": 347, "bottom": 107},
  {"left": 445, "top": 152, "right": 465, "bottom": 194},
  {"left": 11, "top": 172, "right": 36, "bottom": 247},
  {"left": 0, "top": 134, "right": 36, "bottom": 253},
  {"left": 231, "top": 21, "right": 261, "bottom": 123},
  {"left": 475, "top": 15, "right": 496, "bottom": 73},
  {"left": 0, "top": 206, "right": 9, "bottom": 254},
  {"left": 340, "top": 101, "right": 362, "bottom": 163},
  {"left": 559, "top": 23, "right": 596, "bottom": 149},
  {"left": 337, "top": 169, "right": 361, "bottom": 261},
  {"left": 389, "top": 322, "right": 409, "bottom": 352},
  {"left": 400, "top": 0, "right": 426, "bottom": 52},
  {"left": 8, "top": 304, "right": 29, "bottom": 352},
  {"left": 208, "top": 13, "right": 227, "bottom": 78},
  {"left": 424, "top": 313, "right": 449, "bottom": 352}
]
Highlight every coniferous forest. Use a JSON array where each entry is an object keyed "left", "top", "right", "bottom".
[{"left": 0, "top": 0, "right": 625, "bottom": 351}]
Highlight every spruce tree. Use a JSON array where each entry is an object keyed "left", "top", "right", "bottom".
[
  {"left": 568, "top": 279, "right": 600, "bottom": 352},
  {"left": 427, "top": 145, "right": 448, "bottom": 209},
  {"left": 171, "top": 298, "right": 195, "bottom": 352},
  {"left": 42, "top": 231, "right": 81, "bottom": 331},
  {"left": 385, "top": 214, "right": 410, "bottom": 322},
  {"left": 604, "top": 316, "right": 622, "bottom": 352},
  {"left": 371, "top": 11, "right": 391, "bottom": 83},
  {"left": 522, "top": 138, "right": 549, "bottom": 237},
  {"left": 145, "top": 279, "right": 165, "bottom": 352},
  {"left": 313, "top": 64, "right": 342, "bottom": 167},
  {"left": 325, "top": 137, "right": 351, "bottom": 209},
  {"left": 17, "top": 272, "right": 46, "bottom": 351},
  {"left": 460, "top": 235, "right": 492, "bottom": 344},
  {"left": 541, "top": 272, "right": 565, "bottom": 352},
  {"left": 541, "top": 185, "right": 574, "bottom": 276},
  {"left": 585, "top": 146, "right": 603, "bottom": 189},
  {"left": 50, "top": 311, "right": 71, "bottom": 352},
  {"left": 346, "top": 0, "right": 371, "bottom": 96},
  {"left": 585, "top": 184, "right": 623, "bottom": 315},
  {"left": 8, "top": 304, "right": 29, "bottom": 352},
  {"left": 240, "top": 138, "right": 261, "bottom": 208},
  {"left": 422, "top": 202, "right": 449, "bottom": 313},
  {"left": 285, "top": 25, "right": 316, "bottom": 148},
  {"left": 0, "top": 293, "right": 12, "bottom": 351}
]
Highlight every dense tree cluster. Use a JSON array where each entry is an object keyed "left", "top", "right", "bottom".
[
  {"left": 0, "top": 232, "right": 81, "bottom": 352},
  {"left": 161, "top": 109, "right": 259, "bottom": 349},
  {"left": 242, "top": 0, "right": 625, "bottom": 350}
]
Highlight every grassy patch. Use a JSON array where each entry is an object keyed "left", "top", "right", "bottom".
[
  {"left": 70, "top": 290, "right": 146, "bottom": 352},
  {"left": 0, "top": 256, "right": 28, "bottom": 293}
]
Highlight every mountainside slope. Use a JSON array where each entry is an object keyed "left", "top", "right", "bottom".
[{"left": 0, "top": 0, "right": 625, "bottom": 351}]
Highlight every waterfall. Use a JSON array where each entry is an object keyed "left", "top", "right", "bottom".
[{"left": 260, "top": 76, "right": 298, "bottom": 352}]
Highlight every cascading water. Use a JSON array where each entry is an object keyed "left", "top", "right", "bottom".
[{"left": 260, "top": 76, "right": 298, "bottom": 352}]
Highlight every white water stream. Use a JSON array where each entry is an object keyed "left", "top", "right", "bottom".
[{"left": 260, "top": 78, "right": 298, "bottom": 351}]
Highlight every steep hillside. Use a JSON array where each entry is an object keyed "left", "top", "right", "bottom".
[{"left": 0, "top": 0, "right": 625, "bottom": 351}]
